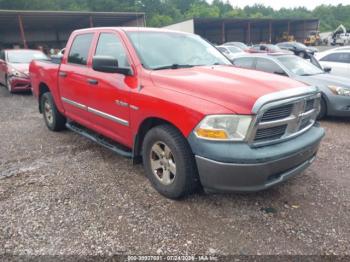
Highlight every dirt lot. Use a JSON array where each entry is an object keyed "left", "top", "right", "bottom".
[{"left": 0, "top": 87, "right": 350, "bottom": 256}]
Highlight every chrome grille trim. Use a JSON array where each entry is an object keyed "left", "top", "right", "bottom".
[{"left": 247, "top": 86, "right": 321, "bottom": 147}]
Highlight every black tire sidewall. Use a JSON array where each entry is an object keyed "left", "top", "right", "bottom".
[
  {"left": 142, "top": 125, "right": 197, "bottom": 199},
  {"left": 41, "top": 92, "right": 59, "bottom": 131},
  {"left": 317, "top": 97, "right": 327, "bottom": 120}
]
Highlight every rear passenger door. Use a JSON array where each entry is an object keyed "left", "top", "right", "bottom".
[
  {"left": 319, "top": 52, "right": 350, "bottom": 77},
  {"left": 59, "top": 33, "right": 95, "bottom": 127},
  {"left": 88, "top": 31, "right": 133, "bottom": 146}
]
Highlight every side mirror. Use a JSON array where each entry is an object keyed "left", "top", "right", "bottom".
[
  {"left": 274, "top": 70, "right": 287, "bottom": 76},
  {"left": 324, "top": 66, "right": 332, "bottom": 73},
  {"left": 92, "top": 56, "right": 133, "bottom": 76}
]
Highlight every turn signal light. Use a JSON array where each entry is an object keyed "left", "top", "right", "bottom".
[{"left": 195, "top": 128, "right": 228, "bottom": 139}]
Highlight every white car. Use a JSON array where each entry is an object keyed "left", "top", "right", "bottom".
[{"left": 315, "top": 49, "right": 350, "bottom": 78}]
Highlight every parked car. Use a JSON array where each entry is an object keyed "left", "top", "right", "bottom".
[
  {"left": 216, "top": 45, "right": 244, "bottom": 60},
  {"left": 277, "top": 42, "right": 318, "bottom": 58},
  {"left": 30, "top": 27, "right": 324, "bottom": 199},
  {"left": 247, "top": 44, "right": 293, "bottom": 54},
  {"left": 0, "top": 49, "right": 48, "bottom": 93},
  {"left": 232, "top": 53, "right": 350, "bottom": 118},
  {"left": 315, "top": 49, "right": 350, "bottom": 78},
  {"left": 223, "top": 42, "right": 249, "bottom": 51}
]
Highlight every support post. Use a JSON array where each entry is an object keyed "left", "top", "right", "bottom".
[
  {"left": 287, "top": 21, "right": 290, "bottom": 35},
  {"left": 247, "top": 22, "right": 251, "bottom": 44},
  {"left": 269, "top": 21, "right": 272, "bottom": 43},
  {"left": 221, "top": 21, "right": 226, "bottom": 44},
  {"left": 89, "top": 15, "right": 94, "bottom": 28},
  {"left": 18, "top": 15, "right": 27, "bottom": 49}
]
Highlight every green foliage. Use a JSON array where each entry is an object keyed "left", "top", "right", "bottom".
[{"left": 0, "top": 0, "right": 349, "bottom": 31}]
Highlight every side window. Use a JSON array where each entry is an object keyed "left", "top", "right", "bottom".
[
  {"left": 256, "top": 58, "right": 283, "bottom": 74},
  {"left": 320, "top": 52, "right": 350, "bottom": 63},
  {"left": 68, "top": 33, "right": 94, "bottom": 65},
  {"left": 95, "top": 33, "right": 130, "bottom": 68},
  {"left": 233, "top": 57, "right": 255, "bottom": 69},
  {"left": 0, "top": 51, "right": 5, "bottom": 61}
]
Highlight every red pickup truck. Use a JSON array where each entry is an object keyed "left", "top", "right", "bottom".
[{"left": 30, "top": 27, "right": 325, "bottom": 199}]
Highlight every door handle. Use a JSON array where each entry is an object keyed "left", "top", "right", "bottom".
[
  {"left": 59, "top": 71, "right": 67, "bottom": 77},
  {"left": 87, "top": 79, "right": 98, "bottom": 85}
]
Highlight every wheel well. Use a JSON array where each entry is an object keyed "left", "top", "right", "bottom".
[
  {"left": 133, "top": 118, "right": 182, "bottom": 160},
  {"left": 38, "top": 83, "right": 50, "bottom": 113}
]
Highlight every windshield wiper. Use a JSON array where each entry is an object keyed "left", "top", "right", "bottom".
[{"left": 153, "top": 64, "right": 195, "bottom": 70}]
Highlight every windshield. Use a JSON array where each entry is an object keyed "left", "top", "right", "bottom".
[
  {"left": 7, "top": 50, "right": 48, "bottom": 63},
  {"left": 127, "top": 31, "right": 231, "bottom": 70},
  {"left": 277, "top": 56, "right": 324, "bottom": 76}
]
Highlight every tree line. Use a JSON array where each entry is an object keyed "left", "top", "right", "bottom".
[{"left": 0, "top": 0, "right": 349, "bottom": 32}]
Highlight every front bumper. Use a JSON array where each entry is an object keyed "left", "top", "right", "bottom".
[
  {"left": 8, "top": 76, "right": 31, "bottom": 92},
  {"left": 326, "top": 94, "right": 350, "bottom": 117},
  {"left": 188, "top": 126, "right": 325, "bottom": 192}
]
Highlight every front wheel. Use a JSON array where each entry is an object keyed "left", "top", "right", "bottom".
[
  {"left": 142, "top": 125, "right": 200, "bottom": 199},
  {"left": 40, "top": 92, "right": 66, "bottom": 131},
  {"left": 317, "top": 97, "right": 327, "bottom": 120}
]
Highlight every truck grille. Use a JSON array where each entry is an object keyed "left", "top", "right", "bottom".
[{"left": 251, "top": 96, "right": 319, "bottom": 146}]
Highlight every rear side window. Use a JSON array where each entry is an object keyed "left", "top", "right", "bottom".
[
  {"left": 95, "top": 33, "right": 130, "bottom": 68},
  {"left": 0, "top": 51, "right": 5, "bottom": 60},
  {"left": 233, "top": 57, "right": 255, "bottom": 69},
  {"left": 256, "top": 58, "right": 282, "bottom": 74},
  {"left": 320, "top": 52, "right": 350, "bottom": 63},
  {"left": 68, "top": 34, "right": 94, "bottom": 65}
]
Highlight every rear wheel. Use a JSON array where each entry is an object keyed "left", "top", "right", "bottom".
[
  {"left": 40, "top": 92, "right": 66, "bottom": 131},
  {"left": 142, "top": 124, "right": 200, "bottom": 199}
]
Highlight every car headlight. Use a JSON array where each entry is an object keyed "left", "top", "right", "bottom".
[
  {"left": 194, "top": 115, "right": 252, "bottom": 141},
  {"left": 328, "top": 85, "right": 350, "bottom": 96},
  {"left": 10, "top": 68, "right": 26, "bottom": 77}
]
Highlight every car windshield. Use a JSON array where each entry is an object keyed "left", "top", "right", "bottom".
[
  {"left": 7, "top": 50, "right": 48, "bottom": 63},
  {"left": 277, "top": 56, "right": 324, "bottom": 76},
  {"left": 127, "top": 31, "right": 231, "bottom": 70}
]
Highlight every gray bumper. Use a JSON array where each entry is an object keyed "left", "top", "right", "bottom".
[
  {"left": 189, "top": 126, "right": 324, "bottom": 192},
  {"left": 326, "top": 94, "right": 350, "bottom": 117}
]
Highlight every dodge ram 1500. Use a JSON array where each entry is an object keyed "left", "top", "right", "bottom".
[{"left": 30, "top": 27, "right": 325, "bottom": 199}]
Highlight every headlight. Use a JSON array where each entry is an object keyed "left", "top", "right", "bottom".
[
  {"left": 194, "top": 115, "right": 252, "bottom": 141},
  {"left": 10, "top": 68, "right": 26, "bottom": 77},
  {"left": 328, "top": 85, "right": 350, "bottom": 96}
]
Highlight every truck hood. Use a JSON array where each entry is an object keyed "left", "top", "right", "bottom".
[{"left": 151, "top": 65, "right": 306, "bottom": 114}]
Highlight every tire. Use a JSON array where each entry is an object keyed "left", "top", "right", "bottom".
[
  {"left": 317, "top": 97, "right": 327, "bottom": 120},
  {"left": 40, "top": 92, "right": 66, "bottom": 131},
  {"left": 5, "top": 75, "right": 12, "bottom": 93},
  {"left": 142, "top": 124, "right": 200, "bottom": 199}
]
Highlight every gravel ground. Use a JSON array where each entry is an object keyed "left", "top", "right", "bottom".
[{"left": 0, "top": 87, "right": 349, "bottom": 256}]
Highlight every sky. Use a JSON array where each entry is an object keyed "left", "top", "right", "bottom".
[{"left": 222, "top": 0, "right": 350, "bottom": 10}]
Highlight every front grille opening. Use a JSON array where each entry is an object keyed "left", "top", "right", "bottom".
[
  {"left": 299, "top": 118, "right": 312, "bottom": 130},
  {"left": 261, "top": 104, "right": 293, "bottom": 122},
  {"left": 305, "top": 99, "right": 315, "bottom": 112},
  {"left": 254, "top": 125, "right": 287, "bottom": 142}
]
